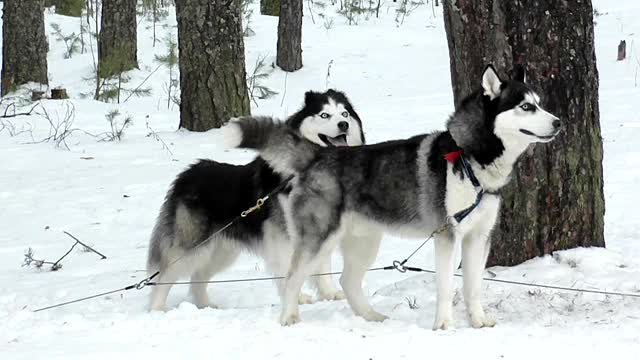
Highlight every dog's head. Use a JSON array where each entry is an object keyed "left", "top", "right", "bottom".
[
  {"left": 286, "top": 89, "right": 365, "bottom": 147},
  {"left": 482, "top": 65, "right": 561, "bottom": 145},
  {"left": 449, "top": 65, "right": 561, "bottom": 164}
]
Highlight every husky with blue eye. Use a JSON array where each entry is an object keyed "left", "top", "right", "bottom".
[
  {"left": 226, "top": 65, "right": 561, "bottom": 328},
  {"left": 146, "top": 89, "right": 369, "bottom": 311}
]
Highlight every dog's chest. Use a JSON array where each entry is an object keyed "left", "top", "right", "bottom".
[
  {"left": 445, "top": 164, "right": 502, "bottom": 233},
  {"left": 445, "top": 164, "right": 479, "bottom": 216}
]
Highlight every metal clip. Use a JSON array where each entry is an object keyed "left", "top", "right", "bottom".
[
  {"left": 392, "top": 260, "right": 408, "bottom": 273},
  {"left": 241, "top": 197, "right": 267, "bottom": 217},
  {"left": 135, "top": 278, "right": 151, "bottom": 290}
]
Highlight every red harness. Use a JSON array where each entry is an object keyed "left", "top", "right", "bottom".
[{"left": 443, "top": 150, "right": 464, "bottom": 163}]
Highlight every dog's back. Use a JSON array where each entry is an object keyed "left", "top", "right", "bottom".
[{"left": 148, "top": 158, "right": 281, "bottom": 269}]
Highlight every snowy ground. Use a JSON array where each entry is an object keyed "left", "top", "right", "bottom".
[{"left": 1, "top": 1, "right": 640, "bottom": 359}]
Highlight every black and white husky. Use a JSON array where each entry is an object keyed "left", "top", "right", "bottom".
[
  {"left": 226, "top": 66, "right": 561, "bottom": 329},
  {"left": 147, "top": 89, "right": 367, "bottom": 311}
]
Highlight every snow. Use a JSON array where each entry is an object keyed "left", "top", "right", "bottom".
[{"left": 1, "top": 1, "right": 640, "bottom": 359}]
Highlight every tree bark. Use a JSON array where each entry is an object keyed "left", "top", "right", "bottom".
[
  {"left": 443, "top": 0, "right": 605, "bottom": 266},
  {"left": 1, "top": 0, "right": 49, "bottom": 96},
  {"left": 98, "top": 0, "right": 138, "bottom": 78},
  {"left": 277, "top": 0, "right": 303, "bottom": 72},
  {"left": 176, "top": 0, "right": 251, "bottom": 131},
  {"left": 261, "top": 0, "right": 280, "bottom": 16}
]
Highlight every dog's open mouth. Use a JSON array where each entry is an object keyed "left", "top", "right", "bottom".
[
  {"left": 519, "top": 129, "right": 557, "bottom": 140},
  {"left": 318, "top": 133, "right": 348, "bottom": 147}
]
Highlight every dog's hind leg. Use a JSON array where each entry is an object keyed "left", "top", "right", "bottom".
[
  {"left": 190, "top": 239, "right": 241, "bottom": 309},
  {"left": 262, "top": 222, "right": 315, "bottom": 305},
  {"left": 312, "top": 255, "right": 345, "bottom": 301},
  {"left": 147, "top": 231, "right": 182, "bottom": 311},
  {"left": 433, "top": 229, "right": 458, "bottom": 330},
  {"left": 340, "top": 223, "right": 387, "bottom": 322},
  {"left": 278, "top": 227, "right": 341, "bottom": 325},
  {"left": 279, "top": 244, "right": 335, "bottom": 326},
  {"left": 148, "top": 265, "right": 180, "bottom": 311}
]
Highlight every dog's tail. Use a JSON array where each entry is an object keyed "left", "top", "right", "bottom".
[{"left": 222, "top": 116, "right": 318, "bottom": 176}]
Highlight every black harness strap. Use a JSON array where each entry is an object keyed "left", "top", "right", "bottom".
[{"left": 452, "top": 153, "right": 487, "bottom": 223}]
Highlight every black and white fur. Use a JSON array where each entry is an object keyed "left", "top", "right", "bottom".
[
  {"left": 226, "top": 66, "right": 561, "bottom": 328},
  {"left": 147, "top": 89, "right": 367, "bottom": 311}
]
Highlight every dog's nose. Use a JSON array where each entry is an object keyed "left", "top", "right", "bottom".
[
  {"left": 338, "top": 121, "right": 349, "bottom": 132},
  {"left": 552, "top": 119, "right": 562, "bottom": 129}
]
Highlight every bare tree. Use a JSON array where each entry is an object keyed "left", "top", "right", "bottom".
[
  {"left": 45, "top": 0, "right": 84, "bottom": 16},
  {"left": 175, "top": 0, "right": 251, "bottom": 131},
  {"left": 277, "top": 0, "right": 303, "bottom": 72},
  {"left": 261, "top": 0, "right": 280, "bottom": 16},
  {"left": 442, "top": 0, "right": 605, "bottom": 266},
  {"left": 98, "top": 0, "right": 138, "bottom": 78},
  {"left": 1, "top": 0, "right": 49, "bottom": 96}
]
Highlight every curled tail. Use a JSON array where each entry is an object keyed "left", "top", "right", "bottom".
[{"left": 223, "top": 116, "right": 318, "bottom": 176}]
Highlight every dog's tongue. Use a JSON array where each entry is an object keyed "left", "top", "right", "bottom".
[{"left": 329, "top": 134, "right": 348, "bottom": 147}]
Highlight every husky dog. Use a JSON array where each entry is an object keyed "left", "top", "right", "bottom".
[
  {"left": 226, "top": 65, "right": 561, "bottom": 329},
  {"left": 147, "top": 89, "right": 367, "bottom": 311}
]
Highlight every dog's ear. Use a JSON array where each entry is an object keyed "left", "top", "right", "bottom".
[
  {"left": 304, "top": 91, "right": 320, "bottom": 105},
  {"left": 514, "top": 65, "right": 526, "bottom": 83},
  {"left": 482, "top": 64, "right": 502, "bottom": 99}
]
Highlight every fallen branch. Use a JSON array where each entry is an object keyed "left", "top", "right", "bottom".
[
  {"left": 22, "top": 232, "right": 107, "bottom": 271},
  {"left": 63, "top": 231, "right": 107, "bottom": 259},
  {"left": 23, "top": 248, "right": 63, "bottom": 271}
]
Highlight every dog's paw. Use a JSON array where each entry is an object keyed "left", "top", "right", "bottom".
[
  {"left": 280, "top": 313, "right": 301, "bottom": 326},
  {"left": 318, "top": 290, "right": 346, "bottom": 301},
  {"left": 361, "top": 310, "right": 388, "bottom": 322},
  {"left": 194, "top": 301, "right": 219, "bottom": 310},
  {"left": 298, "top": 293, "right": 315, "bottom": 305},
  {"left": 149, "top": 303, "right": 169, "bottom": 312},
  {"left": 469, "top": 312, "right": 496, "bottom": 329},
  {"left": 432, "top": 314, "right": 453, "bottom": 331}
]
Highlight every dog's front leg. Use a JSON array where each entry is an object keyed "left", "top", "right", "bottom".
[
  {"left": 461, "top": 195, "right": 500, "bottom": 328},
  {"left": 340, "top": 225, "right": 387, "bottom": 322},
  {"left": 433, "top": 230, "right": 457, "bottom": 330},
  {"left": 461, "top": 230, "right": 496, "bottom": 328}
]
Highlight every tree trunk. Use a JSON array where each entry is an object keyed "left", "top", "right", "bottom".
[
  {"left": 261, "top": 0, "right": 280, "bottom": 16},
  {"left": 1, "top": 0, "right": 49, "bottom": 96},
  {"left": 443, "top": 0, "right": 605, "bottom": 266},
  {"left": 98, "top": 0, "right": 137, "bottom": 78},
  {"left": 46, "top": 0, "right": 84, "bottom": 16},
  {"left": 277, "top": 0, "right": 303, "bottom": 72},
  {"left": 176, "top": 0, "right": 251, "bottom": 131}
]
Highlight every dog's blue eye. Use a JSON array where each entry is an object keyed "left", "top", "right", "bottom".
[
  {"left": 521, "top": 103, "right": 535, "bottom": 111},
  {"left": 320, "top": 113, "right": 330, "bottom": 119},
  {"left": 341, "top": 111, "right": 349, "bottom": 118}
]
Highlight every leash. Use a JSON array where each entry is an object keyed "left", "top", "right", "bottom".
[
  {"left": 32, "top": 213, "right": 449, "bottom": 312},
  {"left": 34, "top": 204, "right": 640, "bottom": 313},
  {"left": 32, "top": 152, "right": 640, "bottom": 312}
]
